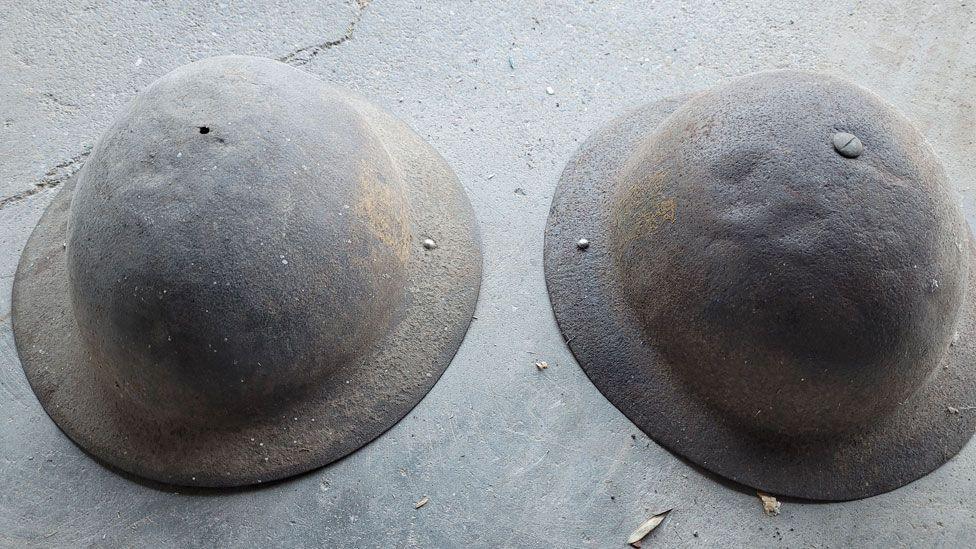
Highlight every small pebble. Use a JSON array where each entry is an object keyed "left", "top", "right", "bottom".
[
  {"left": 423, "top": 238, "right": 437, "bottom": 250},
  {"left": 546, "top": 86, "right": 554, "bottom": 95},
  {"left": 577, "top": 238, "right": 590, "bottom": 250}
]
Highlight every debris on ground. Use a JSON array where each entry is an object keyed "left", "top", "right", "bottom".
[
  {"left": 546, "top": 86, "right": 554, "bottom": 95},
  {"left": 514, "top": 187, "right": 527, "bottom": 196},
  {"left": 757, "top": 491, "right": 781, "bottom": 516},
  {"left": 626, "top": 508, "right": 672, "bottom": 547},
  {"left": 414, "top": 496, "right": 429, "bottom": 509},
  {"left": 535, "top": 361, "right": 549, "bottom": 371}
]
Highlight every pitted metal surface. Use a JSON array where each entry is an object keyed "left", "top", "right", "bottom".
[
  {"left": 611, "top": 73, "right": 969, "bottom": 439},
  {"left": 544, "top": 73, "right": 976, "bottom": 500},
  {"left": 11, "top": 56, "right": 482, "bottom": 487}
]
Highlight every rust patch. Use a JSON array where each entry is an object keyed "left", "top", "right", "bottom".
[
  {"left": 352, "top": 152, "right": 411, "bottom": 265},
  {"left": 613, "top": 170, "right": 677, "bottom": 255}
]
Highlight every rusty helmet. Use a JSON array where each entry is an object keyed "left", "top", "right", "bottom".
[
  {"left": 12, "top": 56, "right": 481, "bottom": 487},
  {"left": 544, "top": 71, "right": 976, "bottom": 500}
]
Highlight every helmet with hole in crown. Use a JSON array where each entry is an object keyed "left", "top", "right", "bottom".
[{"left": 12, "top": 55, "right": 482, "bottom": 487}]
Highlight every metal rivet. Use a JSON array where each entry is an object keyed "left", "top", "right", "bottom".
[
  {"left": 422, "top": 238, "right": 437, "bottom": 250},
  {"left": 832, "top": 132, "right": 863, "bottom": 158},
  {"left": 576, "top": 238, "right": 590, "bottom": 250}
]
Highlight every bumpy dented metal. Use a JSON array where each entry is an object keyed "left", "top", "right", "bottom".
[
  {"left": 13, "top": 56, "right": 482, "bottom": 487},
  {"left": 612, "top": 73, "right": 968, "bottom": 437},
  {"left": 544, "top": 71, "right": 976, "bottom": 500},
  {"left": 67, "top": 58, "right": 411, "bottom": 422}
]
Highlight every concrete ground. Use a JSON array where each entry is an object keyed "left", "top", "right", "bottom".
[{"left": 1, "top": 1, "right": 974, "bottom": 547}]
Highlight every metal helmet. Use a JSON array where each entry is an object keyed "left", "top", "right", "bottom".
[
  {"left": 544, "top": 71, "right": 976, "bottom": 500},
  {"left": 12, "top": 55, "right": 482, "bottom": 487}
]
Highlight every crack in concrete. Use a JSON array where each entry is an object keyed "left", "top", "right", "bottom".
[
  {"left": 1, "top": 0, "right": 371, "bottom": 211},
  {"left": 0, "top": 146, "right": 91, "bottom": 210},
  {"left": 278, "top": 0, "right": 371, "bottom": 66}
]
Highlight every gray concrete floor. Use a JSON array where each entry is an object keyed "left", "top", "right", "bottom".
[{"left": 1, "top": 1, "right": 975, "bottom": 547}]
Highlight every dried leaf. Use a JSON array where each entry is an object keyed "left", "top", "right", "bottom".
[
  {"left": 414, "top": 496, "right": 429, "bottom": 509},
  {"left": 626, "top": 508, "right": 672, "bottom": 547},
  {"left": 535, "top": 361, "right": 549, "bottom": 370},
  {"left": 757, "top": 491, "right": 781, "bottom": 516}
]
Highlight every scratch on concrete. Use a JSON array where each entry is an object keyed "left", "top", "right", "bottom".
[
  {"left": 278, "top": 0, "right": 372, "bottom": 66},
  {"left": 0, "top": 146, "right": 91, "bottom": 210},
  {"left": 40, "top": 92, "right": 80, "bottom": 113}
]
